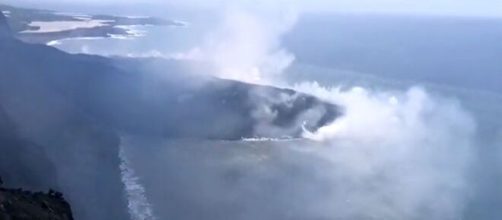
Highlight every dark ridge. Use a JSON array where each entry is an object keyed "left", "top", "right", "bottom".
[
  {"left": 0, "top": 6, "right": 341, "bottom": 220},
  {"left": 0, "top": 36, "right": 130, "bottom": 219},
  {"left": 0, "top": 179, "right": 74, "bottom": 220}
]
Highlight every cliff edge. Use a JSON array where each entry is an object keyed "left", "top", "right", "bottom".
[{"left": 0, "top": 179, "right": 74, "bottom": 220}]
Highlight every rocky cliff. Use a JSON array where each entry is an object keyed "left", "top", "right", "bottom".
[
  {"left": 0, "top": 11, "right": 129, "bottom": 220},
  {"left": 0, "top": 9, "right": 340, "bottom": 220},
  {"left": 0, "top": 184, "right": 74, "bottom": 220}
]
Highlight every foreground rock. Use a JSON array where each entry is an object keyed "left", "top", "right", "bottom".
[
  {"left": 0, "top": 186, "right": 74, "bottom": 220},
  {"left": 0, "top": 11, "right": 130, "bottom": 220}
]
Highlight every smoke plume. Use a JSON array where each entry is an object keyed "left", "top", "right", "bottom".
[
  {"left": 180, "top": 7, "right": 297, "bottom": 85},
  {"left": 174, "top": 7, "right": 478, "bottom": 218},
  {"left": 105, "top": 5, "right": 479, "bottom": 219},
  {"left": 294, "top": 82, "right": 476, "bottom": 219}
]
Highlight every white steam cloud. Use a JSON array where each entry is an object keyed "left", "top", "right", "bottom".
[
  {"left": 179, "top": 7, "right": 297, "bottom": 84},
  {"left": 182, "top": 6, "right": 477, "bottom": 218},
  {"left": 108, "top": 5, "right": 479, "bottom": 219},
  {"left": 292, "top": 82, "right": 476, "bottom": 218}
]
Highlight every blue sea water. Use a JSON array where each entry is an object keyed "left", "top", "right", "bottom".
[
  {"left": 50, "top": 13, "right": 502, "bottom": 220},
  {"left": 50, "top": 25, "right": 202, "bottom": 57}
]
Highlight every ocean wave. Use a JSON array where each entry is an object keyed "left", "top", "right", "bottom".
[
  {"left": 115, "top": 25, "right": 148, "bottom": 37},
  {"left": 241, "top": 137, "right": 300, "bottom": 142},
  {"left": 46, "top": 40, "right": 62, "bottom": 46},
  {"left": 119, "top": 141, "right": 157, "bottom": 220}
]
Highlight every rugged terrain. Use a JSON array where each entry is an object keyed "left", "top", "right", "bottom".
[
  {"left": 0, "top": 9, "right": 340, "bottom": 220},
  {"left": 0, "top": 184, "right": 74, "bottom": 220}
]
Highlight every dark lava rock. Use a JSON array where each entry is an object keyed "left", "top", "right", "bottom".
[
  {"left": 0, "top": 7, "right": 340, "bottom": 220},
  {"left": 0, "top": 186, "right": 74, "bottom": 220},
  {"left": 0, "top": 11, "right": 129, "bottom": 220}
]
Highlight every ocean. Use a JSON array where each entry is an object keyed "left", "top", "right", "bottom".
[{"left": 50, "top": 12, "right": 502, "bottom": 220}]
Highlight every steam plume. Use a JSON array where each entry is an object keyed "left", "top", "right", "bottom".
[
  {"left": 293, "top": 82, "right": 475, "bottom": 219},
  {"left": 187, "top": 7, "right": 477, "bottom": 218},
  {"left": 180, "top": 7, "right": 297, "bottom": 84},
  {"left": 133, "top": 5, "right": 479, "bottom": 219}
]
